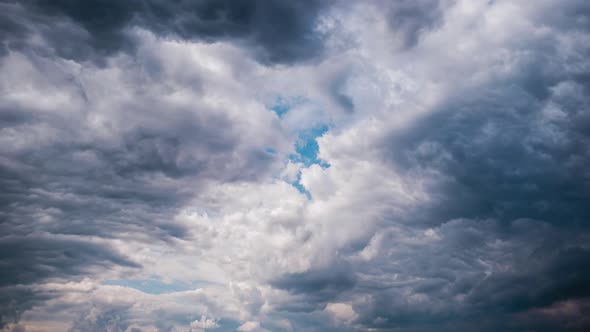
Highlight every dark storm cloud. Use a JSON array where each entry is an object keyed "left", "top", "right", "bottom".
[
  {"left": 340, "top": 219, "right": 590, "bottom": 332},
  {"left": 386, "top": 53, "right": 590, "bottom": 228},
  {"left": 1, "top": 0, "right": 332, "bottom": 65},
  {"left": 381, "top": 0, "right": 590, "bottom": 228},
  {"left": 468, "top": 247, "right": 590, "bottom": 313},
  {"left": 273, "top": 262, "right": 357, "bottom": 306},
  {"left": 0, "top": 234, "right": 139, "bottom": 328},
  {"left": 0, "top": 286, "right": 50, "bottom": 329},
  {"left": 341, "top": 4, "right": 590, "bottom": 330},
  {"left": 0, "top": 2, "right": 26, "bottom": 57},
  {"left": 0, "top": 234, "right": 139, "bottom": 287}
]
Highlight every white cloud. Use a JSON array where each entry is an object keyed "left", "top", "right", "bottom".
[
  {"left": 325, "top": 302, "right": 358, "bottom": 323},
  {"left": 190, "top": 315, "right": 218, "bottom": 331},
  {"left": 237, "top": 321, "right": 267, "bottom": 332}
]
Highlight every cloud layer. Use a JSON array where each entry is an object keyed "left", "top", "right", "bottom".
[{"left": 1, "top": 0, "right": 589, "bottom": 331}]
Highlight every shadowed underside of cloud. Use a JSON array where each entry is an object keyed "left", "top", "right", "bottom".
[
  {"left": 385, "top": 0, "right": 447, "bottom": 49},
  {"left": 1, "top": 0, "right": 332, "bottom": 65},
  {"left": 387, "top": 76, "right": 590, "bottom": 227},
  {"left": 1, "top": 0, "right": 590, "bottom": 332}
]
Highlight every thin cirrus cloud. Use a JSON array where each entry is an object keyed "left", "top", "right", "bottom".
[{"left": 0, "top": 0, "right": 589, "bottom": 331}]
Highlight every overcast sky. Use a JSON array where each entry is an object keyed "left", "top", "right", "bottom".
[{"left": 1, "top": 1, "right": 590, "bottom": 331}]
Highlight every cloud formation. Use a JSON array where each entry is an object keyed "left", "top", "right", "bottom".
[
  {"left": 1, "top": 0, "right": 589, "bottom": 331},
  {"left": 2, "top": 0, "right": 331, "bottom": 64}
]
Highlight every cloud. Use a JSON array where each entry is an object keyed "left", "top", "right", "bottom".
[
  {"left": 237, "top": 321, "right": 264, "bottom": 332},
  {"left": 0, "top": 30, "right": 288, "bottom": 331},
  {"left": 2, "top": 0, "right": 333, "bottom": 65},
  {"left": 324, "top": 303, "right": 358, "bottom": 323},
  {"left": 1, "top": 0, "right": 590, "bottom": 331},
  {"left": 272, "top": 263, "right": 357, "bottom": 303},
  {"left": 190, "top": 315, "right": 218, "bottom": 330},
  {"left": 384, "top": 0, "right": 449, "bottom": 49}
]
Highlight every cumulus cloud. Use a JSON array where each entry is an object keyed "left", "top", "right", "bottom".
[
  {"left": 190, "top": 315, "right": 218, "bottom": 331},
  {"left": 1, "top": 0, "right": 589, "bottom": 331},
  {"left": 325, "top": 303, "right": 358, "bottom": 323}
]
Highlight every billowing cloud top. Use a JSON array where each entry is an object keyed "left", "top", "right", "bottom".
[{"left": 1, "top": 1, "right": 589, "bottom": 331}]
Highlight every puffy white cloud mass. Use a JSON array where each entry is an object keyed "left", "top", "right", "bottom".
[{"left": 1, "top": 0, "right": 590, "bottom": 331}]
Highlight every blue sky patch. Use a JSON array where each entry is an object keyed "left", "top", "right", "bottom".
[
  {"left": 290, "top": 124, "right": 330, "bottom": 168},
  {"left": 291, "top": 170, "right": 311, "bottom": 199},
  {"left": 268, "top": 96, "right": 307, "bottom": 118},
  {"left": 286, "top": 124, "right": 331, "bottom": 199}
]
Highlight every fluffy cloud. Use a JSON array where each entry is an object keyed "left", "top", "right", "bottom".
[{"left": 1, "top": 0, "right": 589, "bottom": 331}]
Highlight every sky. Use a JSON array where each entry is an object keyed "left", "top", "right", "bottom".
[{"left": 1, "top": 0, "right": 589, "bottom": 331}]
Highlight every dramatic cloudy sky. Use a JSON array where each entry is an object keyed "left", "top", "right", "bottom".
[{"left": 1, "top": 0, "right": 590, "bottom": 331}]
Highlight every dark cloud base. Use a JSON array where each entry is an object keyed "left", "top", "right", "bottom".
[{"left": 1, "top": 0, "right": 331, "bottom": 65}]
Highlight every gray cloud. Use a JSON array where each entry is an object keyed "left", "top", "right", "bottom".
[
  {"left": 385, "top": 45, "right": 590, "bottom": 228},
  {"left": 347, "top": 219, "right": 590, "bottom": 331},
  {"left": 0, "top": 235, "right": 139, "bottom": 288},
  {"left": 384, "top": 0, "right": 448, "bottom": 49},
  {"left": 2, "top": 0, "right": 332, "bottom": 65},
  {"left": 272, "top": 262, "right": 357, "bottom": 308}
]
